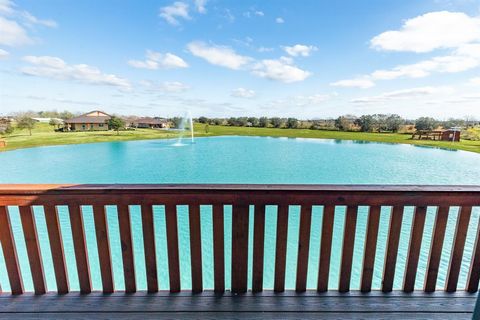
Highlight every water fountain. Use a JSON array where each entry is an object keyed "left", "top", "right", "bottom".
[{"left": 173, "top": 112, "right": 194, "bottom": 146}]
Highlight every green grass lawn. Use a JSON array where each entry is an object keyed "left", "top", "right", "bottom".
[{"left": 1, "top": 123, "right": 479, "bottom": 154}]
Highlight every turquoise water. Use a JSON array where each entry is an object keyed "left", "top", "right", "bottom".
[{"left": 0, "top": 136, "right": 479, "bottom": 292}]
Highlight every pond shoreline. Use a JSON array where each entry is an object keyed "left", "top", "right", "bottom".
[{"left": 1, "top": 123, "right": 479, "bottom": 154}]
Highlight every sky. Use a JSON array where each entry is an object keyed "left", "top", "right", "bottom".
[{"left": 0, "top": 0, "right": 480, "bottom": 119}]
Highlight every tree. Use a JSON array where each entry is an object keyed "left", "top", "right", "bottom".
[
  {"left": 0, "top": 122, "right": 14, "bottom": 136},
  {"left": 198, "top": 116, "right": 208, "bottom": 124},
  {"left": 355, "top": 115, "right": 375, "bottom": 132},
  {"left": 16, "top": 116, "right": 36, "bottom": 136},
  {"left": 464, "top": 115, "right": 477, "bottom": 128},
  {"left": 5, "top": 124, "right": 14, "bottom": 135},
  {"left": 247, "top": 117, "right": 259, "bottom": 127},
  {"left": 385, "top": 114, "right": 404, "bottom": 132},
  {"left": 259, "top": 117, "right": 269, "bottom": 127},
  {"left": 270, "top": 117, "right": 284, "bottom": 128},
  {"left": 286, "top": 118, "right": 299, "bottom": 129},
  {"left": 415, "top": 117, "right": 437, "bottom": 131},
  {"left": 108, "top": 117, "right": 126, "bottom": 135},
  {"left": 335, "top": 116, "right": 352, "bottom": 131},
  {"left": 49, "top": 118, "right": 61, "bottom": 129}
]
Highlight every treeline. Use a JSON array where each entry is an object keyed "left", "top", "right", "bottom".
[{"left": 196, "top": 114, "right": 478, "bottom": 133}]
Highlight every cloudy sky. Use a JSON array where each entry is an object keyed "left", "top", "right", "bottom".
[{"left": 1, "top": 0, "right": 480, "bottom": 119}]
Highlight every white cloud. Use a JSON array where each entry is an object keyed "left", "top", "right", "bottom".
[
  {"left": 231, "top": 88, "right": 256, "bottom": 98},
  {"left": 0, "top": 48, "right": 9, "bottom": 58},
  {"left": 159, "top": 1, "right": 190, "bottom": 26},
  {"left": 21, "top": 55, "right": 131, "bottom": 89},
  {"left": 252, "top": 56, "right": 311, "bottom": 83},
  {"left": 21, "top": 11, "right": 57, "bottom": 27},
  {"left": 265, "top": 93, "right": 332, "bottom": 111},
  {"left": 186, "top": 40, "right": 312, "bottom": 83},
  {"left": 258, "top": 46, "right": 274, "bottom": 53},
  {"left": 128, "top": 50, "right": 188, "bottom": 69},
  {"left": 370, "top": 11, "right": 480, "bottom": 53},
  {"left": 0, "top": 0, "right": 15, "bottom": 15},
  {"left": 371, "top": 43, "right": 480, "bottom": 80},
  {"left": 275, "top": 17, "right": 284, "bottom": 24},
  {"left": 244, "top": 9, "right": 264, "bottom": 18},
  {"left": 0, "top": 1, "right": 56, "bottom": 46},
  {"left": 292, "top": 94, "right": 331, "bottom": 106},
  {"left": 330, "top": 78, "right": 375, "bottom": 89},
  {"left": 470, "top": 77, "right": 480, "bottom": 85},
  {"left": 0, "top": 16, "right": 32, "bottom": 46},
  {"left": 222, "top": 8, "right": 235, "bottom": 23},
  {"left": 141, "top": 80, "right": 190, "bottom": 93},
  {"left": 160, "top": 81, "right": 190, "bottom": 92},
  {"left": 187, "top": 41, "right": 251, "bottom": 70},
  {"left": 194, "top": 0, "right": 207, "bottom": 13},
  {"left": 351, "top": 86, "right": 454, "bottom": 104},
  {"left": 283, "top": 44, "right": 317, "bottom": 57}
]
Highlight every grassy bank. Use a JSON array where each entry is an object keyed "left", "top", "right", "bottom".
[{"left": 1, "top": 123, "right": 479, "bottom": 154}]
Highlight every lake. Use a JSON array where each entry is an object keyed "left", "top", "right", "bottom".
[{"left": 0, "top": 136, "right": 479, "bottom": 292}]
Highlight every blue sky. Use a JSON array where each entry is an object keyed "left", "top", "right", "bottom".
[{"left": 1, "top": 0, "right": 480, "bottom": 119}]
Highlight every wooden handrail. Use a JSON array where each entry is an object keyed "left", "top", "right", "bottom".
[{"left": 0, "top": 184, "right": 478, "bottom": 295}]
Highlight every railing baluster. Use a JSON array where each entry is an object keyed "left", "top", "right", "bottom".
[
  {"left": 165, "top": 204, "right": 180, "bottom": 292},
  {"left": 212, "top": 204, "right": 225, "bottom": 293},
  {"left": 446, "top": 206, "right": 472, "bottom": 292},
  {"left": 467, "top": 217, "right": 480, "bottom": 293},
  {"left": 252, "top": 204, "right": 266, "bottom": 293},
  {"left": 0, "top": 206, "right": 24, "bottom": 294},
  {"left": 44, "top": 205, "right": 69, "bottom": 294},
  {"left": 117, "top": 205, "right": 136, "bottom": 293},
  {"left": 19, "top": 206, "right": 46, "bottom": 294},
  {"left": 231, "top": 203, "right": 249, "bottom": 293},
  {"left": 403, "top": 206, "right": 427, "bottom": 292},
  {"left": 69, "top": 205, "right": 91, "bottom": 294},
  {"left": 141, "top": 204, "right": 158, "bottom": 292},
  {"left": 189, "top": 205, "right": 203, "bottom": 293},
  {"left": 93, "top": 205, "right": 114, "bottom": 293},
  {"left": 318, "top": 205, "right": 335, "bottom": 292},
  {"left": 361, "top": 205, "right": 381, "bottom": 292},
  {"left": 339, "top": 206, "right": 358, "bottom": 293},
  {"left": 296, "top": 205, "right": 312, "bottom": 292},
  {"left": 424, "top": 206, "right": 449, "bottom": 292},
  {"left": 274, "top": 205, "right": 289, "bottom": 292},
  {"left": 382, "top": 206, "right": 404, "bottom": 292}
]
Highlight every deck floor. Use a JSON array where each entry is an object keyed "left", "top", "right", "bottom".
[{"left": 0, "top": 291, "right": 476, "bottom": 319}]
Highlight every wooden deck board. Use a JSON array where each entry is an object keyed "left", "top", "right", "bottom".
[
  {"left": 0, "top": 312, "right": 472, "bottom": 320},
  {"left": 0, "top": 292, "right": 475, "bottom": 319}
]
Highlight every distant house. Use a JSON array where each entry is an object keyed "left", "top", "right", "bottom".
[
  {"left": 64, "top": 110, "right": 111, "bottom": 131},
  {"left": 32, "top": 117, "right": 64, "bottom": 124},
  {"left": 133, "top": 117, "right": 169, "bottom": 129}
]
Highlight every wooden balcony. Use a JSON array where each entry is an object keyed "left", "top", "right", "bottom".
[{"left": 0, "top": 184, "right": 479, "bottom": 319}]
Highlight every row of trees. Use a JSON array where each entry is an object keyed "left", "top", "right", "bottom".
[
  {"left": 195, "top": 114, "right": 478, "bottom": 133},
  {"left": 197, "top": 116, "right": 302, "bottom": 129}
]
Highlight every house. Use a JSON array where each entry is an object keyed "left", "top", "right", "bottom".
[
  {"left": 32, "top": 117, "right": 64, "bottom": 124},
  {"left": 132, "top": 117, "right": 169, "bottom": 129},
  {"left": 64, "top": 110, "right": 111, "bottom": 131}
]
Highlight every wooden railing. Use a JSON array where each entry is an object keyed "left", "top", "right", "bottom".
[{"left": 0, "top": 184, "right": 479, "bottom": 295}]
